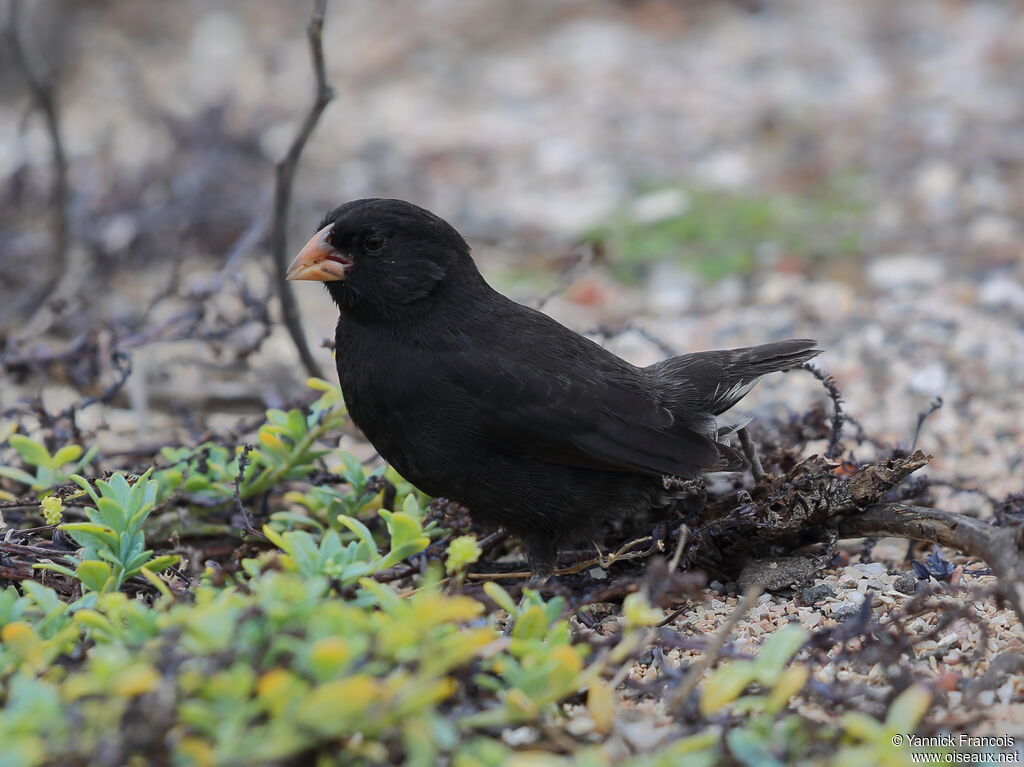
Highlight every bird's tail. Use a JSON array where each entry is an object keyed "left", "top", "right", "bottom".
[{"left": 648, "top": 338, "right": 822, "bottom": 416}]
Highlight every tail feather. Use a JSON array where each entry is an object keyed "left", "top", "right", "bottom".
[{"left": 648, "top": 338, "right": 822, "bottom": 416}]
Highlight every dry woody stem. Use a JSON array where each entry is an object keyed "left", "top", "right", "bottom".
[
  {"left": 5, "top": 0, "right": 69, "bottom": 325},
  {"left": 271, "top": 0, "right": 334, "bottom": 379}
]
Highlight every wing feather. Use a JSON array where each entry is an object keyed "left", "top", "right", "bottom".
[{"left": 452, "top": 352, "right": 719, "bottom": 478}]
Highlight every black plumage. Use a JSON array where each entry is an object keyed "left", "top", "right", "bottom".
[{"left": 287, "top": 198, "right": 821, "bottom": 578}]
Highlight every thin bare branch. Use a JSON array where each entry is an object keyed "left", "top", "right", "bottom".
[
  {"left": 232, "top": 443, "right": 256, "bottom": 533},
  {"left": 910, "top": 396, "right": 943, "bottom": 452},
  {"left": 270, "top": 0, "right": 334, "bottom": 379},
  {"left": 6, "top": 0, "right": 69, "bottom": 321},
  {"left": 800, "top": 362, "right": 845, "bottom": 458}
]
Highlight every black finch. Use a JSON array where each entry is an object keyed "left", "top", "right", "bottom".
[{"left": 287, "top": 199, "right": 821, "bottom": 580}]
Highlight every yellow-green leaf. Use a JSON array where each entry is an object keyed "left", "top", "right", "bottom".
[
  {"left": 308, "top": 637, "right": 355, "bottom": 680},
  {"left": 483, "top": 582, "right": 518, "bottom": 615},
  {"left": 765, "top": 663, "right": 810, "bottom": 713},
  {"left": 298, "top": 675, "right": 381, "bottom": 735},
  {"left": 588, "top": 679, "right": 616, "bottom": 734},
  {"left": 700, "top": 661, "right": 756, "bottom": 715},
  {"left": 51, "top": 445, "right": 83, "bottom": 466},
  {"left": 140, "top": 567, "right": 173, "bottom": 600},
  {"left": 9, "top": 435, "right": 51, "bottom": 466},
  {"left": 445, "top": 535, "right": 482, "bottom": 575},
  {"left": 112, "top": 663, "right": 160, "bottom": 697},
  {"left": 622, "top": 592, "right": 663, "bottom": 628},
  {"left": 884, "top": 684, "right": 932, "bottom": 732},
  {"left": 76, "top": 560, "right": 113, "bottom": 592}
]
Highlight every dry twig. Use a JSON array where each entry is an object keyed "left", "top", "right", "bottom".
[
  {"left": 800, "top": 363, "right": 845, "bottom": 458},
  {"left": 910, "top": 396, "right": 943, "bottom": 452},
  {"left": 5, "top": 0, "right": 69, "bottom": 324},
  {"left": 232, "top": 443, "right": 256, "bottom": 533},
  {"left": 270, "top": 0, "right": 334, "bottom": 379}
]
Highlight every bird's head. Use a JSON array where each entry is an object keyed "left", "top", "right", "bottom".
[{"left": 286, "top": 198, "right": 475, "bottom": 321}]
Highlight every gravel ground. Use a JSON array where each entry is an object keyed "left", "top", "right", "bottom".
[{"left": 2, "top": 0, "right": 1023, "bottom": 745}]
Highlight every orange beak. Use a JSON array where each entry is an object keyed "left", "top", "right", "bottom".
[{"left": 286, "top": 225, "right": 352, "bottom": 282}]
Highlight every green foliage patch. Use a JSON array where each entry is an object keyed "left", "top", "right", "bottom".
[{"left": 587, "top": 181, "right": 863, "bottom": 283}]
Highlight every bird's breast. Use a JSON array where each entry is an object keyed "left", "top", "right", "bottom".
[{"left": 333, "top": 322, "right": 481, "bottom": 496}]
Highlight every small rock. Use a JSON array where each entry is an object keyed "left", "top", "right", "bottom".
[
  {"left": 739, "top": 557, "right": 819, "bottom": 593},
  {"left": 868, "top": 255, "right": 945, "bottom": 289},
  {"left": 101, "top": 214, "right": 138, "bottom": 252},
  {"left": 502, "top": 726, "right": 538, "bottom": 747},
  {"left": 894, "top": 574, "right": 918, "bottom": 595},
  {"left": 979, "top": 276, "right": 1024, "bottom": 310},
  {"left": 802, "top": 584, "right": 837, "bottom": 604},
  {"left": 565, "top": 716, "right": 597, "bottom": 737},
  {"left": 964, "top": 652, "right": 1024, "bottom": 700},
  {"left": 969, "top": 214, "right": 1016, "bottom": 246},
  {"left": 909, "top": 362, "right": 948, "bottom": 396},
  {"left": 695, "top": 151, "right": 752, "bottom": 188},
  {"left": 831, "top": 602, "right": 861, "bottom": 619},
  {"left": 852, "top": 563, "right": 888, "bottom": 578},
  {"left": 630, "top": 188, "right": 690, "bottom": 223},
  {"left": 619, "top": 717, "right": 671, "bottom": 751},
  {"left": 935, "top": 672, "right": 961, "bottom": 693},
  {"left": 914, "top": 161, "right": 957, "bottom": 203}
]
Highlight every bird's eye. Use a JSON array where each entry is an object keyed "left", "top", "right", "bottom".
[{"left": 364, "top": 234, "right": 385, "bottom": 253}]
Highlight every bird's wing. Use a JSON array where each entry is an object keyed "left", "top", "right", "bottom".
[{"left": 450, "top": 351, "right": 721, "bottom": 478}]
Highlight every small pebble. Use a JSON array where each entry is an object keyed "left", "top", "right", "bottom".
[
  {"left": 831, "top": 602, "right": 861, "bottom": 619},
  {"left": 894, "top": 574, "right": 918, "bottom": 595},
  {"left": 802, "top": 584, "right": 837, "bottom": 604},
  {"left": 935, "top": 672, "right": 961, "bottom": 692},
  {"left": 502, "top": 726, "right": 538, "bottom": 747},
  {"left": 853, "top": 563, "right": 888, "bottom": 578}
]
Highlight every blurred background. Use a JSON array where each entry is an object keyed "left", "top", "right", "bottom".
[{"left": 1, "top": 0, "right": 1022, "bottom": 505}]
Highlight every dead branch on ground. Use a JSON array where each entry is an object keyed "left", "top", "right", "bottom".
[{"left": 839, "top": 503, "right": 1024, "bottom": 625}]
